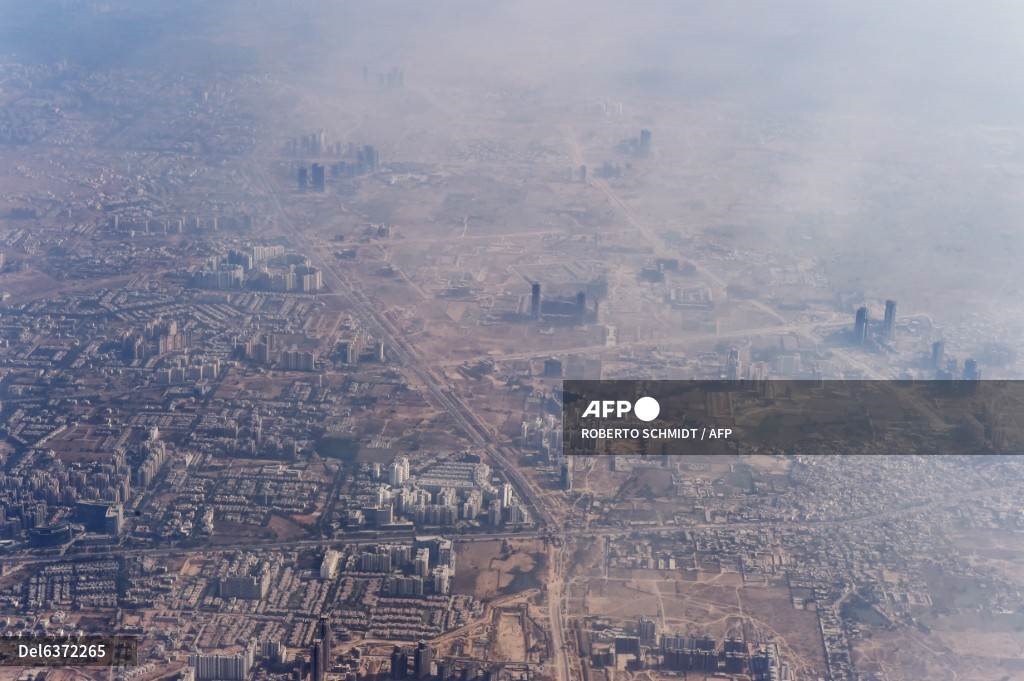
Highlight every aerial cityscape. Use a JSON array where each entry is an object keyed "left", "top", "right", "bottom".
[{"left": 0, "top": 2, "right": 1023, "bottom": 681}]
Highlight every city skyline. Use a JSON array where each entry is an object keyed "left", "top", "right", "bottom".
[{"left": 0, "top": 3, "right": 1022, "bottom": 681}]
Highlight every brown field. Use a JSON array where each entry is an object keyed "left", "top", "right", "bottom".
[
  {"left": 47, "top": 425, "right": 121, "bottom": 463},
  {"left": 267, "top": 513, "right": 311, "bottom": 541},
  {"left": 568, "top": 535, "right": 606, "bottom": 579},
  {"left": 853, "top": 625, "right": 1024, "bottom": 681},
  {"left": 950, "top": 529, "right": 1024, "bottom": 584},
  {"left": 738, "top": 584, "right": 827, "bottom": 680},
  {"left": 582, "top": 572, "right": 826, "bottom": 679},
  {"left": 213, "top": 374, "right": 290, "bottom": 400},
  {"left": 490, "top": 610, "right": 528, "bottom": 662},
  {"left": 586, "top": 578, "right": 665, "bottom": 621},
  {"left": 212, "top": 519, "right": 274, "bottom": 542},
  {"left": 454, "top": 539, "right": 546, "bottom": 600}
]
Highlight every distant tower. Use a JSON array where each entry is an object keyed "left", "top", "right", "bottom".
[
  {"left": 963, "top": 358, "right": 981, "bottom": 380},
  {"left": 390, "top": 647, "right": 408, "bottom": 680},
  {"left": 414, "top": 641, "right": 433, "bottom": 679},
  {"left": 317, "top": 617, "right": 332, "bottom": 673},
  {"left": 310, "top": 640, "right": 324, "bottom": 681},
  {"left": 311, "top": 163, "right": 326, "bottom": 192},
  {"left": 931, "top": 340, "right": 945, "bottom": 369},
  {"left": 530, "top": 282, "right": 541, "bottom": 320},
  {"left": 853, "top": 306, "right": 868, "bottom": 345},
  {"left": 575, "top": 291, "right": 587, "bottom": 320},
  {"left": 883, "top": 299, "right": 897, "bottom": 341},
  {"left": 389, "top": 457, "right": 409, "bottom": 487},
  {"left": 637, "top": 616, "right": 657, "bottom": 647},
  {"left": 639, "top": 129, "right": 652, "bottom": 155},
  {"left": 560, "top": 461, "right": 572, "bottom": 491},
  {"left": 363, "top": 145, "right": 379, "bottom": 172},
  {"left": 726, "top": 347, "right": 742, "bottom": 380},
  {"left": 297, "top": 166, "right": 309, "bottom": 192}
]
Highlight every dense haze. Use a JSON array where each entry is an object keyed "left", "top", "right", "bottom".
[
  {"left": 4, "top": 0, "right": 1024, "bottom": 335},
  {"left": 12, "top": 1, "right": 1024, "bottom": 115},
  {"left": 10, "top": 3, "right": 1024, "bottom": 302},
  {"left": 3, "top": 6, "right": 1024, "bottom": 681}
]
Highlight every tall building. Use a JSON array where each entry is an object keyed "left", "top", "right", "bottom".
[
  {"left": 320, "top": 551, "right": 340, "bottom": 579},
  {"left": 298, "top": 166, "right": 309, "bottom": 192},
  {"left": 360, "top": 145, "right": 379, "bottom": 172},
  {"left": 189, "top": 644, "right": 255, "bottom": 681},
  {"left": 74, "top": 501, "right": 123, "bottom": 535},
  {"left": 339, "top": 340, "right": 358, "bottom": 365},
  {"left": 638, "top": 616, "right": 657, "bottom": 647},
  {"left": 295, "top": 265, "right": 323, "bottom": 292},
  {"left": 218, "top": 563, "right": 270, "bottom": 600},
  {"left": 726, "top": 347, "right": 742, "bottom": 380},
  {"left": 312, "top": 163, "right": 326, "bottom": 192},
  {"left": 388, "top": 575, "right": 425, "bottom": 596},
  {"left": 310, "top": 639, "right": 324, "bottom": 681},
  {"left": 963, "top": 358, "right": 981, "bottom": 380},
  {"left": 252, "top": 244, "right": 285, "bottom": 262},
  {"left": 853, "top": 306, "right": 868, "bottom": 345},
  {"left": 504, "top": 502, "right": 528, "bottom": 525},
  {"left": 391, "top": 647, "right": 409, "bottom": 679},
  {"left": 414, "top": 641, "right": 434, "bottom": 679},
  {"left": 723, "top": 639, "right": 748, "bottom": 675},
  {"left": 436, "top": 538, "right": 455, "bottom": 567},
  {"left": 389, "top": 457, "right": 410, "bottom": 487},
  {"left": 488, "top": 499, "right": 502, "bottom": 527},
  {"left": 432, "top": 565, "right": 452, "bottom": 594},
  {"left": 931, "top": 340, "right": 945, "bottom": 369},
  {"left": 317, "top": 616, "right": 332, "bottom": 673},
  {"left": 883, "top": 299, "right": 897, "bottom": 341},
  {"left": 260, "top": 640, "right": 287, "bottom": 665},
  {"left": 414, "top": 547, "right": 431, "bottom": 578},
  {"left": 228, "top": 249, "right": 254, "bottom": 270},
  {"left": 530, "top": 282, "right": 542, "bottom": 319}
]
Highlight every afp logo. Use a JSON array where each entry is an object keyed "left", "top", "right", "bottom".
[{"left": 581, "top": 396, "right": 660, "bottom": 422}]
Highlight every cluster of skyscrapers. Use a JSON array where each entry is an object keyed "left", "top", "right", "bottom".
[
  {"left": 189, "top": 642, "right": 257, "bottom": 681},
  {"left": 390, "top": 641, "right": 434, "bottom": 681},
  {"left": 195, "top": 248, "right": 323, "bottom": 292},
  {"left": 296, "top": 145, "right": 380, "bottom": 192},
  {"left": 310, "top": 616, "right": 333, "bottom": 681},
  {"left": 852, "top": 299, "right": 898, "bottom": 346},
  {"left": 589, "top": 616, "right": 785, "bottom": 680},
  {"left": 528, "top": 282, "right": 595, "bottom": 324}
]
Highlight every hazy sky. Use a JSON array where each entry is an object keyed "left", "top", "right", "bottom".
[
  {"left": 4, "top": 0, "right": 1024, "bottom": 335},
  {"left": 6, "top": 0, "right": 1024, "bottom": 123}
]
